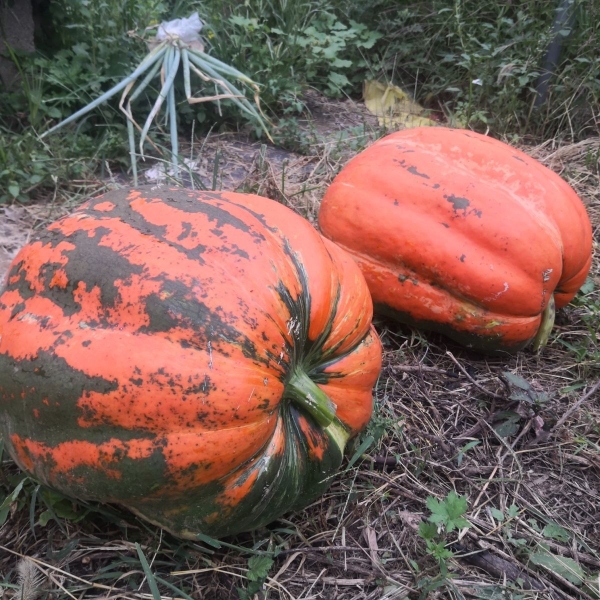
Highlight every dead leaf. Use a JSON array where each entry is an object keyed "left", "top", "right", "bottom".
[
  {"left": 363, "top": 80, "right": 438, "bottom": 129},
  {"left": 363, "top": 526, "right": 379, "bottom": 566},
  {"left": 397, "top": 511, "right": 422, "bottom": 531}
]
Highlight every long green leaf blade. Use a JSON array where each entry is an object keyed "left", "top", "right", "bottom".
[
  {"left": 135, "top": 543, "right": 162, "bottom": 600},
  {"left": 139, "top": 46, "right": 181, "bottom": 157},
  {"left": 130, "top": 55, "right": 164, "bottom": 103},
  {"left": 154, "top": 576, "right": 195, "bottom": 600},
  {"left": 186, "top": 53, "right": 265, "bottom": 123},
  {"left": 188, "top": 49, "right": 255, "bottom": 83},
  {"left": 168, "top": 68, "right": 179, "bottom": 178},
  {"left": 42, "top": 44, "right": 167, "bottom": 137},
  {"left": 127, "top": 117, "right": 138, "bottom": 186},
  {"left": 0, "top": 479, "right": 26, "bottom": 526},
  {"left": 181, "top": 48, "right": 192, "bottom": 100}
]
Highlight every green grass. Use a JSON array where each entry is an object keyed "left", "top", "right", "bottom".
[{"left": 2, "top": 0, "right": 599, "bottom": 202}]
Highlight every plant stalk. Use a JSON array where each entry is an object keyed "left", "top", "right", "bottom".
[
  {"left": 532, "top": 295, "right": 556, "bottom": 352},
  {"left": 285, "top": 368, "right": 336, "bottom": 427}
]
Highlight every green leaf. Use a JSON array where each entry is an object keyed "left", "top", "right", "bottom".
[
  {"left": 418, "top": 521, "right": 438, "bottom": 541},
  {"left": 426, "top": 540, "right": 453, "bottom": 561},
  {"left": 583, "top": 574, "right": 600, "bottom": 599},
  {"left": 528, "top": 518, "right": 542, "bottom": 532},
  {"left": 494, "top": 417, "right": 520, "bottom": 438},
  {"left": 490, "top": 508, "right": 505, "bottom": 522},
  {"left": 426, "top": 491, "right": 469, "bottom": 532},
  {"left": 247, "top": 555, "right": 273, "bottom": 582},
  {"left": 46, "top": 106, "right": 62, "bottom": 119},
  {"left": 347, "top": 435, "right": 374, "bottom": 468},
  {"left": 579, "top": 277, "right": 595, "bottom": 295},
  {"left": 502, "top": 372, "right": 549, "bottom": 404},
  {"left": 328, "top": 72, "right": 351, "bottom": 88},
  {"left": 28, "top": 174, "right": 44, "bottom": 184},
  {"left": 53, "top": 499, "right": 80, "bottom": 520},
  {"left": 542, "top": 522, "right": 571, "bottom": 543},
  {"left": 456, "top": 440, "right": 480, "bottom": 465},
  {"left": 508, "top": 536, "right": 528, "bottom": 548},
  {"left": 135, "top": 543, "right": 162, "bottom": 600},
  {"left": 357, "top": 31, "right": 382, "bottom": 49},
  {"left": 196, "top": 533, "right": 222, "bottom": 548},
  {"left": 38, "top": 509, "right": 54, "bottom": 526},
  {"left": 331, "top": 58, "right": 352, "bottom": 69},
  {"left": 8, "top": 183, "right": 19, "bottom": 198},
  {"left": 409, "top": 559, "right": 420, "bottom": 572},
  {"left": 331, "top": 21, "right": 348, "bottom": 31},
  {"left": 49, "top": 537, "right": 80, "bottom": 561},
  {"left": 560, "top": 382, "right": 587, "bottom": 394},
  {"left": 502, "top": 372, "right": 532, "bottom": 390},
  {"left": 0, "top": 479, "right": 25, "bottom": 525},
  {"left": 72, "top": 43, "right": 90, "bottom": 57},
  {"left": 229, "top": 15, "right": 254, "bottom": 27},
  {"left": 530, "top": 552, "right": 585, "bottom": 585}
]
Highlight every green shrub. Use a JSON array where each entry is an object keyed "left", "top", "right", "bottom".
[
  {"left": 198, "top": 1, "right": 381, "bottom": 115},
  {"left": 1, "top": 0, "right": 598, "bottom": 204},
  {"left": 0, "top": 0, "right": 176, "bottom": 202},
  {"left": 337, "top": 0, "right": 600, "bottom": 139}
]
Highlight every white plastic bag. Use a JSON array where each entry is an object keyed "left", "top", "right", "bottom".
[{"left": 153, "top": 12, "right": 205, "bottom": 50}]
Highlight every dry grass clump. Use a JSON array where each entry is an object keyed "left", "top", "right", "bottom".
[{"left": 1, "top": 102, "right": 599, "bottom": 599}]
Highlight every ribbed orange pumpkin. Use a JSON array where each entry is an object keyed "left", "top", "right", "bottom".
[
  {"left": 0, "top": 187, "right": 382, "bottom": 539},
  {"left": 319, "top": 127, "right": 593, "bottom": 353}
]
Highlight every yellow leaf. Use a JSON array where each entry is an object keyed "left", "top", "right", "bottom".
[{"left": 363, "top": 80, "right": 438, "bottom": 129}]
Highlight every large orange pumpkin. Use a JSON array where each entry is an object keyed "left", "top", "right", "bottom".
[
  {"left": 319, "top": 127, "right": 593, "bottom": 353},
  {"left": 0, "top": 187, "right": 382, "bottom": 539}
]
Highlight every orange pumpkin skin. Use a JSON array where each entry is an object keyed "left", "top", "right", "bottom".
[
  {"left": 319, "top": 127, "right": 593, "bottom": 353},
  {"left": 0, "top": 187, "right": 382, "bottom": 539}
]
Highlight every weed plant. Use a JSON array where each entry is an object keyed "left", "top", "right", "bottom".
[
  {"left": 337, "top": 0, "right": 600, "bottom": 138},
  {"left": 2, "top": 0, "right": 599, "bottom": 203},
  {"left": 0, "top": 0, "right": 172, "bottom": 202}
]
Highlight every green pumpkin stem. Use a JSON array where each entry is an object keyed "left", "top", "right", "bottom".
[
  {"left": 532, "top": 295, "right": 556, "bottom": 352},
  {"left": 285, "top": 368, "right": 336, "bottom": 427}
]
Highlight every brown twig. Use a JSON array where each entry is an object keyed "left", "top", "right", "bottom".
[
  {"left": 445, "top": 351, "right": 505, "bottom": 400},
  {"left": 550, "top": 379, "right": 600, "bottom": 432},
  {"left": 391, "top": 365, "right": 459, "bottom": 377},
  {"left": 527, "top": 379, "right": 600, "bottom": 447},
  {"left": 456, "top": 546, "right": 546, "bottom": 591}
]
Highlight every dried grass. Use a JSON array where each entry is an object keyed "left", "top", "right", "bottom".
[{"left": 0, "top": 97, "right": 599, "bottom": 599}]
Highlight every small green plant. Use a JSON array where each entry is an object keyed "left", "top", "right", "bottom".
[
  {"left": 489, "top": 503, "right": 528, "bottom": 549},
  {"left": 237, "top": 554, "right": 274, "bottom": 600},
  {"left": 500, "top": 372, "right": 550, "bottom": 407},
  {"left": 454, "top": 440, "right": 480, "bottom": 466},
  {"left": 492, "top": 372, "right": 551, "bottom": 439},
  {"left": 272, "top": 117, "right": 318, "bottom": 154},
  {"left": 0, "top": 124, "right": 127, "bottom": 204},
  {"left": 415, "top": 491, "right": 470, "bottom": 596},
  {"left": 492, "top": 504, "right": 600, "bottom": 596},
  {"left": 560, "top": 277, "right": 600, "bottom": 364},
  {"left": 424, "top": 491, "right": 470, "bottom": 536}
]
